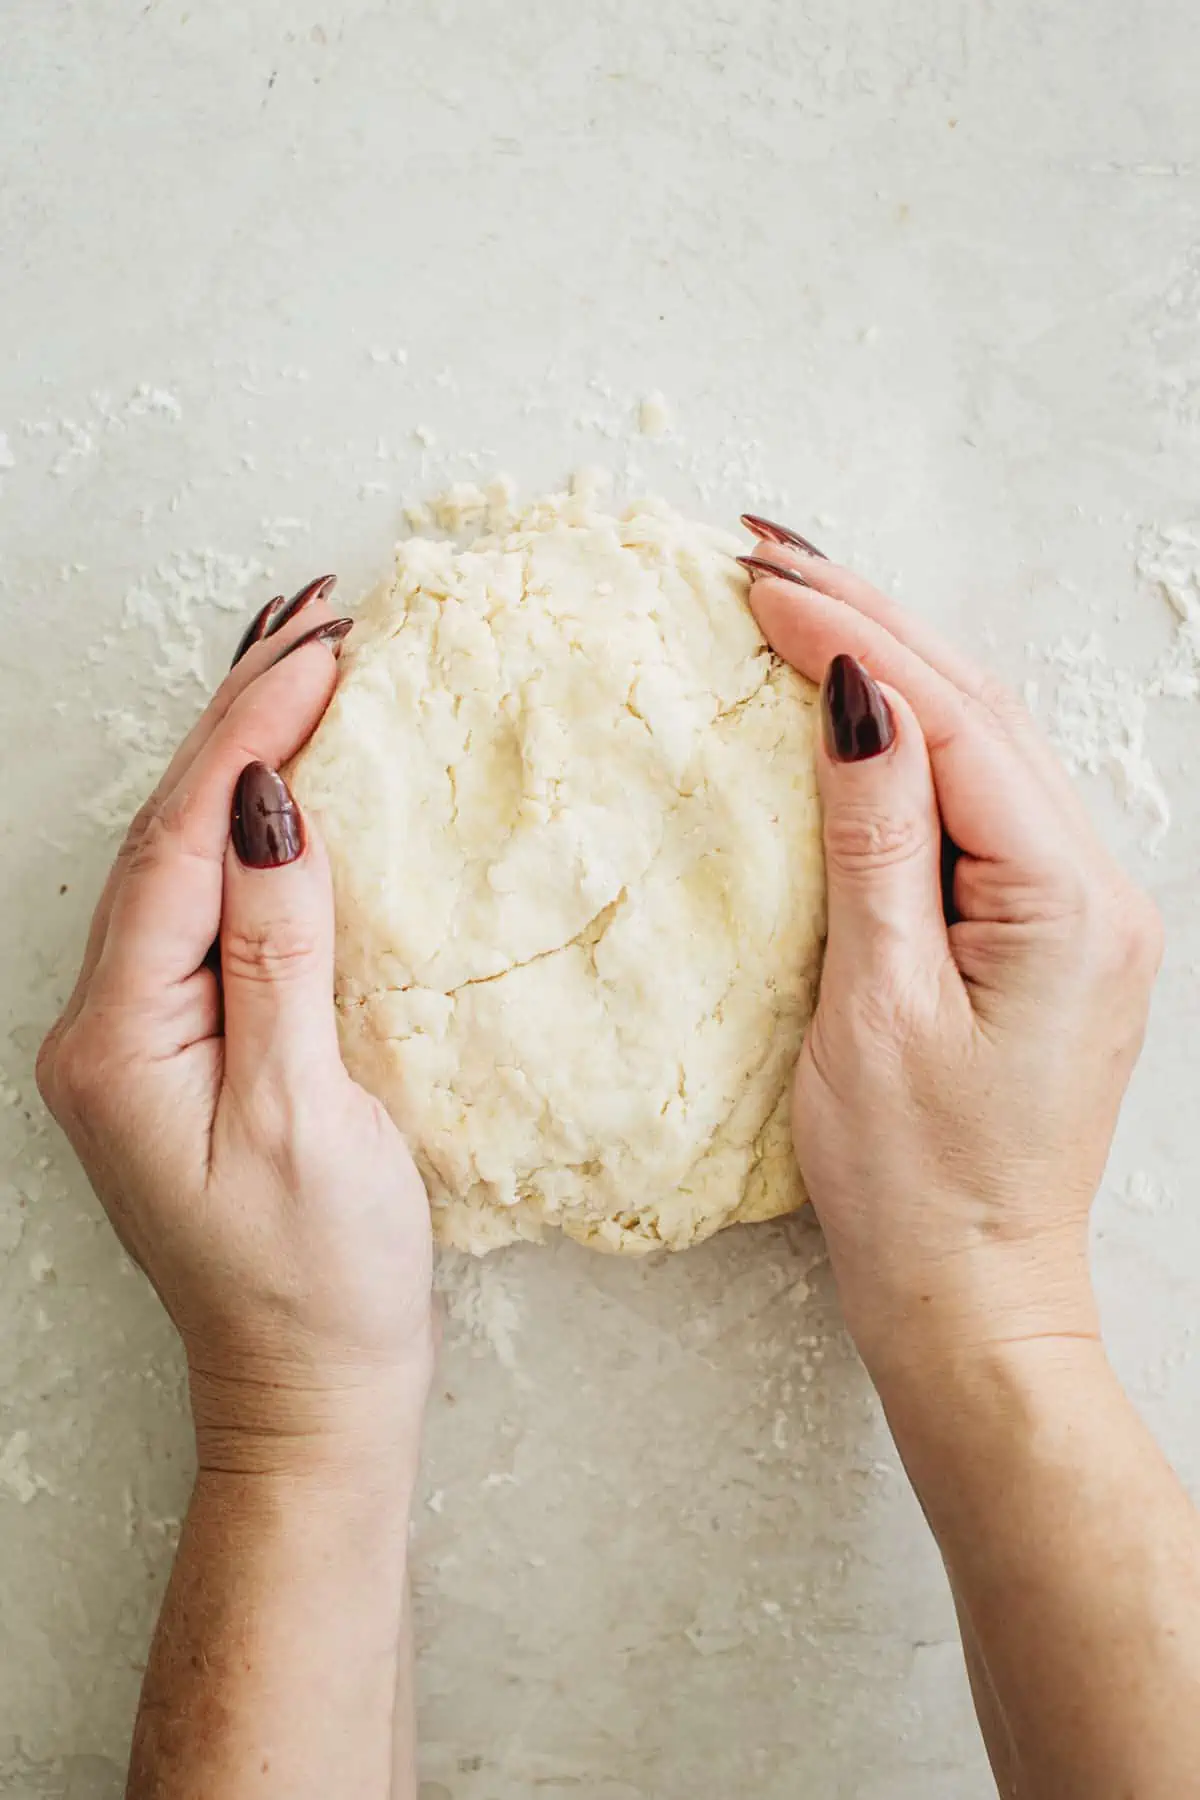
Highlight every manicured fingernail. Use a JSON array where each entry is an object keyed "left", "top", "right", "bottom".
[
  {"left": 737, "top": 554, "right": 812, "bottom": 591},
  {"left": 821, "top": 654, "right": 895, "bottom": 762},
  {"left": 231, "top": 763, "right": 305, "bottom": 868},
  {"left": 741, "top": 514, "right": 828, "bottom": 559},
  {"left": 268, "top": 616, "right": 354, "bottom": 668},
  {"left": 229, "top": 575, "right": 338, "bottom": 670},
  {"left": 268, "top": 573, "right": 338, "bottom": 636},
  {"left": 229, "top": 595, "right": 287, "bottom": 668}
]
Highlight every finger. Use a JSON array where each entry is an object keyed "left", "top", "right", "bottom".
[
  {"left": 816, "top": 657, "right": 956, "bottom": 990},
  {"left": 743, "top": 533, "right": 1086, "bottom": 819},
  {"left": 747, "top": 566, "right": 1071, "bottom": 875},
  {"left": 154, "top": 577, "right": 341, "bottom": 819},
  {"left": 228, "top": 573, "right": 336, "bottom": 672},
  {"left": 742, "top": 522, "right": 992, "bottom": 703},
  {"left": 59, "top": 580, "right": 342, "bottom": 1028},
  {"left": 88, "top": 627, "right": 350, "bottom": 1010},
  {"left": 219, "top": 763, "right": 342, "bottom": 1090}
]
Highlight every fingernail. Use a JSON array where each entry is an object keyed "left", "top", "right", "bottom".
[
  {"left": 268, "top": 573, "right": 338, "bottom": 637},
  {"left": 268, "top": 616, "right": 354, "bottom": 668},
  {"left": 821, "top": 654, "right": 895, "bottom": 762},
  {"left": 229, "top": 575, "right": 338, "bottom": 670},
  {"left": 229, "top": 594, "right": 287, "bottom": 669},
  {"left": 741, "top": 514, "right": 828, "bottom": 560},
  {"left": 231, "top": 763, "right": 305, "bottom": 869},
  {"left": 737, "top": 554, "right": 812, "bottom": 591}
]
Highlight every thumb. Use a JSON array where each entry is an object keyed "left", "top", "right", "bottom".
[
  {"left": 817, "top": 655, "right": 949, "bottom": 980},
  {"left": 220, "top": 762, "right": 342, "bottom": 1089}
]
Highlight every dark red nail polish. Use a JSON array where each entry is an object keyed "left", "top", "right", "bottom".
[
  {"left": 229, "top": 595, "right": 287, "bottom": 669},
  {"left": 268, "top": 616, "right": 354, "bottom": 668},
  {"left": 269, "top": 573, "right": 338, "bottom": 637},
  {"left": 821, "top": 654, "right": 895, "bottom": 762},
  {"left": 737, "top": 554, "right": 812, "bottom": 591},
  {"left": 231, "top": 763, "right": 305, "bottom": 868},
  {"left": 229, "top": 575, "right": 338, "bottom": 670},
  {"left": 741, "top": 514, "right": 828, "bottom": 560}
]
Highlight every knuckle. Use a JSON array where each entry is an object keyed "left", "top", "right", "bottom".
[
  {"left": 1069, "top": 882, "right": 1164, "bottom": 995},
  {"left": 823, "top": 806, "right": 930, "bottom": 879},
  {"left": 117, "top": 797, "right": 159, "bottom": 859},
  {"left": 34, "top": 1021, "right": 65, "bottom": 1110},
  {"left": 221, "top": 919, "right": 320, "bottom": 985},
  {"left": 116, "top": 797, "right": 174, "bottom": 877},
  {"left": 42, "top": 1020, "right": 104, "bottom": 1116},
  {"left": 1039, "top": 857, "right": 1091, "bottom": 922},
  {"left": 1108, "top": 888, "right": 1165, "bottom": 979}
]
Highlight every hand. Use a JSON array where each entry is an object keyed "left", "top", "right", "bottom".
[
  {"left": 740, "top": 520, "right": 1162, "bottom": 1382},
  {"left": 37, "top": 580, "right": 434, "bottom": 1476}
]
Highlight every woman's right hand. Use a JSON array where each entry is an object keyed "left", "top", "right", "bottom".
[{"left": 740, "top": 519, "right": 1163, "bottom": 1381}]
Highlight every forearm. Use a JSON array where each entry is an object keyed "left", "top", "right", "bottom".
[
  {"left": 127, "top": 1457, "right": 417, "bottom": 1800},
  {"left": 877, "top": 1334, "right": 1200, "bottom": 1800}
]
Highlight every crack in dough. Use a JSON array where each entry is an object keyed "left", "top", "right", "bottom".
[
  {"left": 287, "top": 487, "right": 826, "bottom": 1255},
  {"left": 350, "top": 888, "right": 631, "bottom": 1004}
]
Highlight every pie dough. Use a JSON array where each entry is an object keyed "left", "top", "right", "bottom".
[{"left": 286, "top": 488, "right": 825, "bottom": 1254}]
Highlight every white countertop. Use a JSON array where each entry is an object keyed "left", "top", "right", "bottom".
[{"left": 2, "top": 4, "right": 1198, "bottom": 1796}]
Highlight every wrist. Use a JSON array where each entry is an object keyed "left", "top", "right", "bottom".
[
  {"left": 835, "top": 1229, "right": 1099, "bottom": 1400},
  {"left": 187, "top": 1353, "right": 430, "bottom": 1487}
]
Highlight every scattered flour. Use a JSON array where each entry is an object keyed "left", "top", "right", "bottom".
[
  {"left": 0, "top": 1431, "right": 49, "bottom": 1505},
  {"left": 1119, "top": 1169, "right": 1174, "bottom": 1215},
  {"left": 123, "top": 384, "right": 184, "bottom": 422},
  {"left": 531, "top": 370, "right": 791, "bottom": 517},
  {"left": 1039, "top": 634, "right": 1171, "bottom": 845},
  {"left": 0, "top": 1186, "right": 26, "bottom": 1257},
  {"left": 81, "top": 545, "right": 271, "bottom": 829},
  {"left": 49, "top": 420, "right": 96, "bottom": 479},
  {"left": 83, "top": 707, "right": 177, "bottom": 833},
  {"left": 434, "top": 1257, "right": 522, "bottom": 1370},
  {"left": 123, "top": 546, "right": 267, "bottom": 694},
  {"left": 260, "top": 515, "right": 311, "bottom": 551},
  {"left": 1037, "top": 520, "right": 1200, "bottom": 851},
  {"left": 1138, "top": 522, "right": 1200, "bottom": 700},
  {"left": 21, "top": 383, "right": 184, "bottom": 482}
]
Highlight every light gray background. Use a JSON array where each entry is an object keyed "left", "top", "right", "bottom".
[{"left": 2, "top": 4, "right": 1198, "bottom": 1796}]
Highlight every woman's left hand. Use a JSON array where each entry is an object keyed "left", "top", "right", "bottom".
[{"left": 37, "top": 580, "right": 434, "bottom": 1476}]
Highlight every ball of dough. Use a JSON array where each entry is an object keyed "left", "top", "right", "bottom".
[{"left": 287, "top": 488, "right": 826, "bottom": 1255}]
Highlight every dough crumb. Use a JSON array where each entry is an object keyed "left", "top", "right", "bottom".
[{"left": 638, "top": 390, "right": 672, "bottom": 436}]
